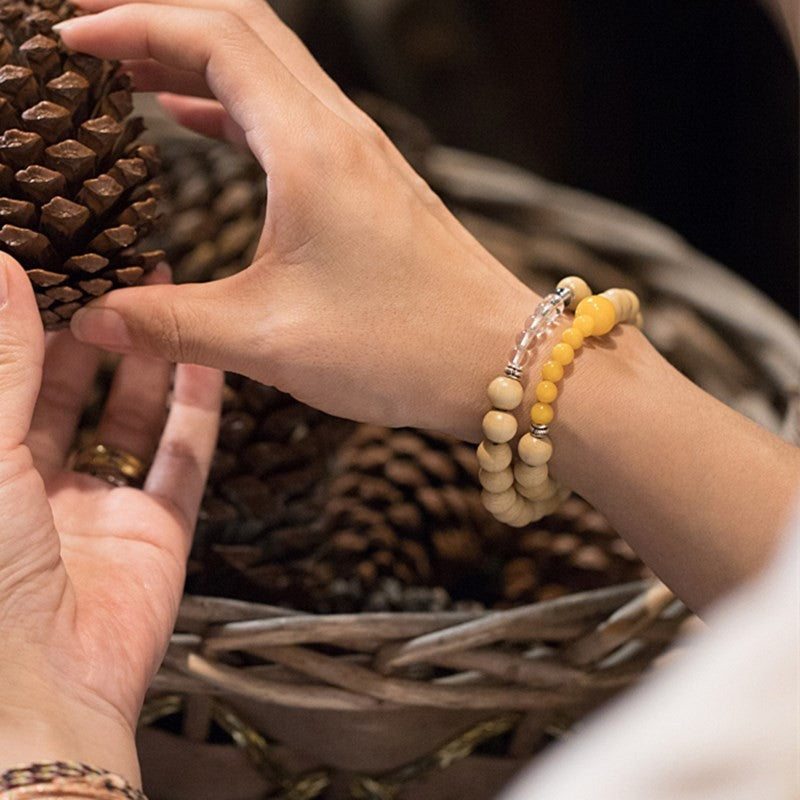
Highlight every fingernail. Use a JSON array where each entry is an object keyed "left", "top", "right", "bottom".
[
  {"left": 0, "top": 261, "right": 7, "bottom": 309},
  {"left": 52, "top": 20, "right": 77, "bottom": 32},
  {"left": 70, "top": 307, "right": 133, "bottom": 352}
]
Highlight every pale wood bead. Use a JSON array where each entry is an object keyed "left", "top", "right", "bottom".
[
  {"left": 556, "top": 275, "right": 592, "bottom": 309},
  {"left": 517, "top": 433, "right": 552, "bottom": 466},
  {"left": 513, "top": 461, "right": 549, "bottom": 488},
  {"left": 494, "top": 495, "right": 532, "bottom": 526},
  {"left": 476, "top": 441, "right": 513, "bottom": 472},
  {"left": 487, "top": 376, "right": 524, "bottom": 411},
  {"left": 482, "top": 410, "right": 517, "bottom": 443},
  {"left": 481, "top": 487, "right": 517, "bottom": 515},
  {"left": 530, "top": 494, "right": 562, "bottom": 520},
  {"left": 500, "top": 503, "right": 537, "bottom": 528},
  {"left": 479, "top": 466, "right": 514, "bottom": 493},
  {"left": 634, "top": 311, "right": 644, "bottom": 329},
  {"left": 601, "top": 288, "right": 629, "bottom": 322},
  {"left": 622, "top": 288, "right": 640, "bottom": 318},
  {"left": 517, "top": 477, "right": 558, "bottom": 501}
]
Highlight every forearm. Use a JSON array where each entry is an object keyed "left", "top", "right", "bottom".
[
  {"left": 551, "top": 325, "right": 797, "bottom": 610},
  {"left": 451, "top": 272, "right": 799, "bottom": 611}
]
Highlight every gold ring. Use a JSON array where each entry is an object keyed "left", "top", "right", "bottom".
[{"left": 70, "top": 444, "right": 149, "bottom": 488}]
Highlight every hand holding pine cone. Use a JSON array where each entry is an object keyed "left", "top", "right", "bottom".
[{"left": 0, "top": 0, "right": 162, "bottom": 329}]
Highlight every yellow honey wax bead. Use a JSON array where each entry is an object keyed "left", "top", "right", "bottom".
[
  {"left": 541, "top": 359, "right": 564, "bottom": 382},
  {"left": 552, "top": 342, "right": 574, "bottom": 366},
  {"left": 535, "top": 380, "right": 558, "bottom": 404},
  {"left": 575, "top": 295, "right": 616, "bottom": 336},
  {"left": 530, "top": 402, "right": 554, "bottom": 426},
  {"left": 573, "top": 314, "right": 595, "bottom": 336},
  {"left": 561, "top": 326, "right": 584, "bottom": 350}
]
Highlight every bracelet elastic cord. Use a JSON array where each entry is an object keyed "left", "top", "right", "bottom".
[
  {"left": 0, "top": 764, "right": 147, "bottom": 800},
  {"left": 478, "top": 275, "right": 641, "bottom": 527}
]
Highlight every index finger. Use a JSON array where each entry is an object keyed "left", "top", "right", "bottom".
[
  {"left": 145, "top": 363, "right": 223, "bottom": 552},
  {"left": 74, "top": 0, "right": 367, "bottom": 130},
  {"left": 55, "top": 4, "right": 327, "bottom": 170}
]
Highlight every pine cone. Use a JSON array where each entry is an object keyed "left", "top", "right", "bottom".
[
  {"left": 144, "top": 137, "right": 265, "bottom": 284},
  {"left": 0, "top": 0, "right": 162, "bottom": 329}
]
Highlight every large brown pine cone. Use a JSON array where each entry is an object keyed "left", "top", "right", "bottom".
[{"left": 0, "top": 0, "right": 162, "bottom": 329}]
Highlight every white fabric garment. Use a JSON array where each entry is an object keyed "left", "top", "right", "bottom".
[{"left": 501, "top": 508, "right": 800, "bottom": 800}]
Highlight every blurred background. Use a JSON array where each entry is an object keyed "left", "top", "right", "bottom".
[{"left": 271, "top": 0, "right": 799, "bottom": 315}]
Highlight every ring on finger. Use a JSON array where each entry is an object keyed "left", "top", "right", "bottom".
[{"left": 69, "top": 443, "right": 149, "bottom": 489}]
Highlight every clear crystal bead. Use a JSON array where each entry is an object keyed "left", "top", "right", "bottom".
[
  {"left": 508, "top": 347, "right": 530, "bottom": 369},
  {"left": 525, "top": 313, "right": 543, "bottom": 329},
  {"left": 515, "top": 329, "right": 536, "bottom": 350}
]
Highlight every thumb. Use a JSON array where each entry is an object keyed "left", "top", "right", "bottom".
[
  {"left": 69, "top": 271, "right": 260, "bottom": 374},
  {"left": 0, "top": 255, "right": 45, "bottom": 452}
]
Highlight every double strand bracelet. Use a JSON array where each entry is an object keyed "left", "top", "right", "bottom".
[
  {"left": 477, "top": 275, "right": 641, "bottom": 527},
  {"left": 0, "top": 763, "right": 147, "bottom": 800}
]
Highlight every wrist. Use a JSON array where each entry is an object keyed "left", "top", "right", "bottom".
[
  {"left": 427, "top": 267, "right": 543, "bottom": 442},
  {"left": 0, "top": 700, "right": 140, "bottom": 789}
]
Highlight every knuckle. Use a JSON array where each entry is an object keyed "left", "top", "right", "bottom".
[
  {"left": 140, "top": 301, "right": 197, "bottom": 364},
  {"left": 207, "top": 9, "right": 251, "bottom": 43},
  {"left": 36, "top": 377, "right": 83, "bottom": 419}
]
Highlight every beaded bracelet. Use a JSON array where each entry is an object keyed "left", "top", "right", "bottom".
[
  {"left": 0, "top": 763, "right": 147, "bottom": 800},
  {"left": 478, "top": 276, "right": 641, "bottom": 527}
]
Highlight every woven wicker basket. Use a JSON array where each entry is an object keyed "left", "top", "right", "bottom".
[{"left": 133, "top": 101, "right": 800, "bottom": 800}]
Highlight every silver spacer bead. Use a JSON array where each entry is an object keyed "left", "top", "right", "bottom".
[
  {"left": 531, "top": 424, "right": 550, "bottom": 438},
  {"left": 556, "top": 285, "right": 574, "bottom": 306},
  {"left": 504, "top": 363, "right": 523, "bottom": 380}
]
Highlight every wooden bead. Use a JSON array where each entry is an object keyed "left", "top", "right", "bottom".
[
  {"left": 541, "top": 359, "right": 564, "bottom": 383},
  {"left": 573, "top": 314, "right": 595, "bottom": 336},
  {"left": 556, "top": 275, "right": 591, "bottom": 309},
  {"left": 530, "top": 402, "right": 554, "bottom": 426},
  {"left": 517, "top": 477, "right": 558, "bottom": 501},
  {"left": 535, "top": 380, "right": 558, "bottom": 404},
  {"left": 494, "top": 495, "right": 533, "bottom": 527},
  {"left": 530, "top": 494, "right": 562, "bottom": 520},
  {"left": 518, "top": 433, "right": 552, "bottom": 466},
  {"left": 481, "top": 487, "right": 517, "bottom": 515},
  {"left": 622, "top": 288, "right": 640, "bottom": 318},
  {"left": 561, "top": 326, "right": 584, "bottom": 350},
  {"left": 476, "top": 440, "right": 513, "bottom": 472},
  {"left": 513, "top": 461, "right": 549, "bottom": 488},
  {"left": 487, "top": 375, "right": 523, "bottom": 410},
  {"left": 600, "top": 288, "right": 627, "bottom": 321},
  {"left": 501, "top": 504, "right": 537, "bottom": 528},
  {"left": 482, "top": 410, "right": 517, "bottom": 443},
  {"left": 479, "top": 467, "right": 514, "bottom": 493},
  {"left": 552, "top": 342, "right": 574, "bottom": 366},
  {"left": 575, "top": 295, "right": 616, "bottom": 336}
]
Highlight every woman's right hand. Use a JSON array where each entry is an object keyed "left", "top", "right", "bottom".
[{"left": 58, "top": 0, "right": 541, "bottom": 440}]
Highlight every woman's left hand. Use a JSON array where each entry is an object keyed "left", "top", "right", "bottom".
[{"left": 0, "top": 256, "right": 222, "bottom": 786}]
